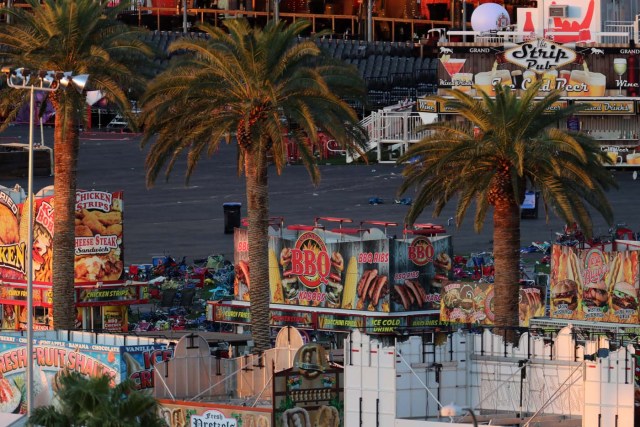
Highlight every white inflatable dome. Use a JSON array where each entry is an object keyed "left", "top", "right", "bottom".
[{"left": 471, "top": 3, "right": 510, "bottom": 32}]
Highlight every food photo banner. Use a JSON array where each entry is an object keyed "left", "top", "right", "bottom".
[
  {"left": 436, "top": 39, "right": 640, "bottom": 102},
  {"left": 233, "top": 228, "right": 453, "bottom": 314},
  {"left": 0, "top": 189, "right": 124, "bottom": 286},
  {"left": 440, "top": 282, "right": 546, "bottom": 326},
  {"left": 550, "top": 245, "right": 640, "bottom": 323},
  {"left": 0, "top": 334, "right": 122, "bottom": 414}
]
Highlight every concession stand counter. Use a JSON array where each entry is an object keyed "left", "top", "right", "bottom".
[
  {"left": 209, "top": 218, "right": 551, "bottom": 340},
  {"left": 209, "top": 218, "right": 452, "bottom": 339},
  {"left": 0, "top": 187, "right": 145, "bottom": 332},
  {"left": 0, "top": 330, "right": 171, "bottom": 414}
]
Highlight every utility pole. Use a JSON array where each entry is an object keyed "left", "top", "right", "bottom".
[
  {"left": 182, "top": 0, "right": 188, "bottom": 33},
  {"left": 367, "top": 0, "right": 373, "bottom": 42}
]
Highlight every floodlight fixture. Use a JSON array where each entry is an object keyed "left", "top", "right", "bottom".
[
  {"left": 59, "top": 73, "right": 89, "bottom": 94},
  {"left": 2, "top": 66, "right": 89, "bottom": 418}
]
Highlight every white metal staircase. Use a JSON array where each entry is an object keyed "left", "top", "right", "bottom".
[{"left": 348, "top": 109, "right": 435, "bottom": 164}]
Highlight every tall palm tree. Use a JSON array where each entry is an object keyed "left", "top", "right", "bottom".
[
  {"left": 140, "top": 19, "right": 367, "bottom": 353},
  {"left": 30, "top": 371, "right": 167, "bottom": 427},
  {"left": 0, "top": 0, "right": 155, "bottom": 329},
  {"left": 398, "top": 83, "right": 616, "bottom": 341}
]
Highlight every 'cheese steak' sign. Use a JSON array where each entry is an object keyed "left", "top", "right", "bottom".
[{"left": 504, "top": 39, "right": 577, "bottom": 73}]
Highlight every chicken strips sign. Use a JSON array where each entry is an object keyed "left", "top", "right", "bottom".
[
  {"left": 74, "top": 190, "right": 124, "bottom": 283},
  {"left": 0, "top": 188, "right": 124, "bottom": 285}
]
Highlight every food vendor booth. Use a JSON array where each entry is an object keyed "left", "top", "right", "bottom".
[
  {"left": 548, "top": 243, "right": 640, "bottom": 324},
  {"left": 209, "top": 218, "right": 549, "bottom": 339},
  {"left": 0, "top": 187, "right": 146, "bottom": 332},
  {"left": 418, "top": 0, "right": 640, "bottom": 172},
  {"left": 208, "top": 218, "right": 453, "bottom": 339},
  {"left": 0, "top": 330, "right": 171, "bottom": 414}
]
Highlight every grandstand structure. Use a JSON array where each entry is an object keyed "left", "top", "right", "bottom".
[{"left": 143, "top": 30, "right": 438, "bottom": 113}]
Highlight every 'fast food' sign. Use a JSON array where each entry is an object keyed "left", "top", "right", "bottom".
[
  {"left": 190, "top": 410, "right": 237, "bottom": 427},
  {"left": 504, "top": 39, "right": 577, "bottom": 72},
  {"left": 122, "top": 346, "right": 173, "bottom": 391},
  {"left": 0, "top": 345, "right": 118, "bottom": 382},
  {"left": 35, "top": 202, "right": 54, "bottom": 235}
]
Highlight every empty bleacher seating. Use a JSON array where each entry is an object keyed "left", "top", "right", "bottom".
[{"left": 145, "top": 32, "right": 438, "bottom": 115}]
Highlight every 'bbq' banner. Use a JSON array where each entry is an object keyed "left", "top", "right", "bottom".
[{"left": 234, "top": 228, "right": 453, "bottom": 314}]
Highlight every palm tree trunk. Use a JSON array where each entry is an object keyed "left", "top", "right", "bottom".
[
  {"left": 52, "top": 101, "right": 80, "bottom": 330},
  {"left": 492, "top": 200, "right": 521, "bottom": 344},
  {"left": 244, "top": 150, "right": 271, "bottom": 353}
]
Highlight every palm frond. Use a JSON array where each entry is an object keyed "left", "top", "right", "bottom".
[{"left": 398, "top": 82, "right": 616, "bottom": 237}]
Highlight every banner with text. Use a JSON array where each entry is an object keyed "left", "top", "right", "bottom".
[
  {"left": 0, "top": 189, "right": 124, "bottom": 286},
  {"left": 440, "top": 282, "right": 546, "bottom": 326},
  {"left": 550, "top": 245, "right": 640, "bottom": 323},
  {"left": 158, "top": 400, "right": 271, "bottom": 427},
  {"left": 234, "top": 228, "right": 452, "bottom": 314},
  {"left": 437, "top": 38, "right": 640, "bottom": 102},
  {"left": 0, "top": 334, "right": 121, "bottom": 414}
]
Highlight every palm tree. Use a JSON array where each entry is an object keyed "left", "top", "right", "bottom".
[
  {"left": 30, "top": 371, "right": 167, "bottom": 427},
  {"left": 139, "top": 19, "right": 367, "bottom": 353},
  {"left": 398, "top": 83, "right": 616, "bottom": 341},
  {"left": 0, "top": 0, "right": 155, "bottom": 329}
]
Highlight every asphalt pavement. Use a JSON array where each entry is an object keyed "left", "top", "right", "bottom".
[{"left": 1, "top": 125, "right": 639, "bottom": 265}]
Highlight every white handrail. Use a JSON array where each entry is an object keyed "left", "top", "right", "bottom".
[
  {"left": 446, "top": 30, "right": 481, "bottom": 36},
  {"left": 442, "top": 29, "right": 634, "bottom": 44}
]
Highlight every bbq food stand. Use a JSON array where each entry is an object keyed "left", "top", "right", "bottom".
[{"left": 209, "top": 219, "right": 452, "bottom": 336}]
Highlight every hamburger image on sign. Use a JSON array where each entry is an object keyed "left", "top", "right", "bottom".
[
  {"left": 551, "top": 279, "right": 578, "bottom": 317},
  {"left": 611, "top": 281, "right": 639, "bottom": 321},
  {"left": 582, "top": 280, "right": 609, "bottom": 319}
]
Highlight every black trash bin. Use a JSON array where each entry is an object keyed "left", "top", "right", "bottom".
[{"left": 223, "top": 202, "right": 242, "bottom": 234}]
